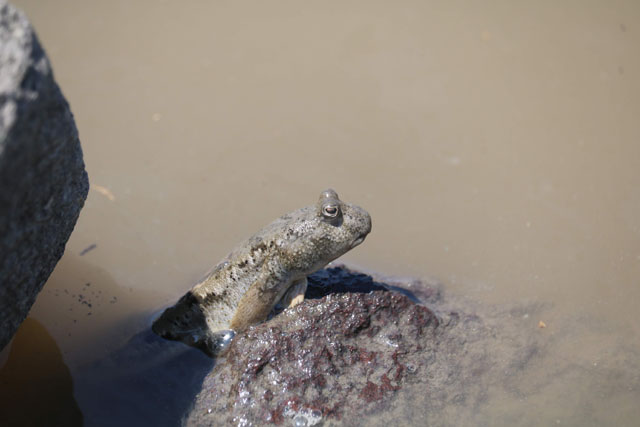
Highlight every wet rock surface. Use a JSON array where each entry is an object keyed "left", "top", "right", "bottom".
[
  {"left": 190, "top": 291, "right": 438, "bottom": 426},
  {"left": 0, "top": 0, "right": 88, "bottom": 350},
  {"left": 187, "top": 267, "right": 447, "bottom": 426}
]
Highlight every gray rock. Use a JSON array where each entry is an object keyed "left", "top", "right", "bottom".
[{"left": 0, "top": 0, "right": 88, "bottom": 351}]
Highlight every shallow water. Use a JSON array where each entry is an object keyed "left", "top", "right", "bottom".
[{"left": 3, "top": 0, "right": 640, "bottom": 425}]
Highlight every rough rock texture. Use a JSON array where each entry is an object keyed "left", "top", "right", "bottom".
[
  {"left": 190, "top": 290, "right": 438, "bottom": 426},
  {"left": 187, "top": 267, "right": 446, "bottom": 426},
  {"left": 0, "top": 0, "right": 89, "bottom": 351}
]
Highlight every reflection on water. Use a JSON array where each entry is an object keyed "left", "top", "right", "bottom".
[
  {"left": 0, "top": 318, "right": 82, "bottom": 427},
  {"left": 24, "top": 253, "right": 168, "bottom": 367},
  {"left": 7, "top": 0, "right": 640, "bottom": 424}
]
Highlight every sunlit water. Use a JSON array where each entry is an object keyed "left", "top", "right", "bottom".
[{"left": 3, "top": 0, "right": 640, "bottom": 425}]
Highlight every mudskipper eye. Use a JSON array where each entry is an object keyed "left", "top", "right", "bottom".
[{"left": 322, "top": 204, "right": 340, "bottom": 218}]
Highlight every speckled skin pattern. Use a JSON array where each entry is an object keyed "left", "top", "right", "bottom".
[{"left": 152, "top": 190, "right": 371, "bottom": 355}]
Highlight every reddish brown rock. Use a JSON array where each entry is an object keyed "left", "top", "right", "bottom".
[{"left": 186, "top": 271, "right": 443, "bottom": 426}]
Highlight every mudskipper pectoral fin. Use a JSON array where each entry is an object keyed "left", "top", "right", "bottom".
[
  {"left": 229, "top": 268, "right": 283, "bottom": 331},
  {"left": 281, "top": 277, "right": 307, "bottom": 309}
]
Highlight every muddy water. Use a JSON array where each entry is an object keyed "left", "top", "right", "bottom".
[{"left": 3, "top": 0, "right": 640, "bottom": 425}]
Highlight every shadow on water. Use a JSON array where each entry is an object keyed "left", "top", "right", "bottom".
[
  {"left": 0, "top": 317, "right": 83, "bottom": 427},
  {"left": 75, "top": 330, "right": 213, "bottom": 427}
]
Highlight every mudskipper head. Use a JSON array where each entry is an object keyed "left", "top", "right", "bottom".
[
  {"left": 318, "top": 188, "right": 371, "bottom": 245},
  {"left": 285, "top": 189, "right": 371, "bottom": 271}
]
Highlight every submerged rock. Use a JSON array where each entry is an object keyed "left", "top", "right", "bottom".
[
  {"left": 189, "top": 266, "right": 621, "bottom": 426},
  {"left": 0, "top": 0, "right": 89, "bottom": 351}
]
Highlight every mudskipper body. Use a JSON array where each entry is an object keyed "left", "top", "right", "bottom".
[{"left": 152, "top": 189, "right": 372, "bottom": 356}]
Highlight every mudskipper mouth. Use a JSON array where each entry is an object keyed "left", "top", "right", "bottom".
[{"left": 351, "top": 235, "right": 367, "bottom": 248}]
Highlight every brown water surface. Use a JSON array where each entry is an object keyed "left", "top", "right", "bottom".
[{"left": 4, "top": 0, "right": 640, "bottom": 425}]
